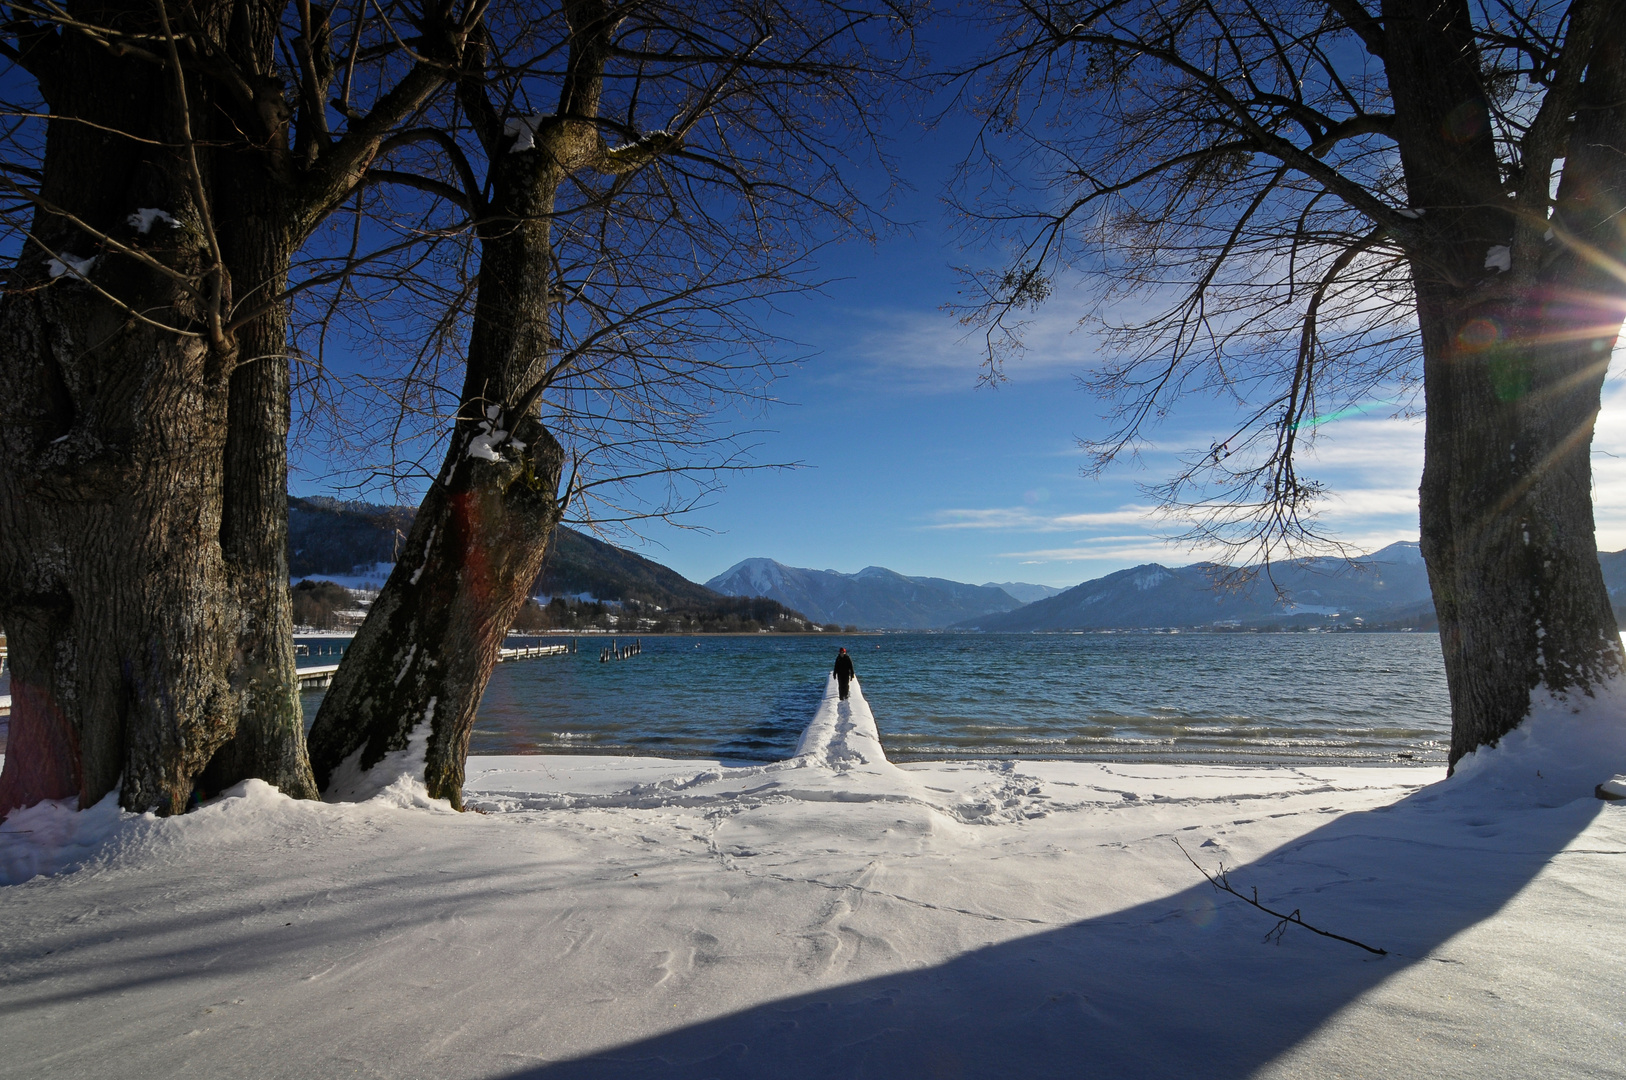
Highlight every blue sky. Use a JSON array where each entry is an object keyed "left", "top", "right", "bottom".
[
  {"left": 290, "top": 40, "right": 1626, "bottom": 591},
  {"left": 590, "top": 234, "right": 1435, "bottom": 588},
  {"left": 557, "top": 190, "right": 1626, "bottom": 587}
]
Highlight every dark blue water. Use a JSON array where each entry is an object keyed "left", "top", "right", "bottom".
[{"left": 302, "top": 632, "right": 1451, "bottom": 766}]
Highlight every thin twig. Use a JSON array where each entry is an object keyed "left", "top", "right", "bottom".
[{"left": 1174, "top": 839, "right": 1387, "bottom": 955}]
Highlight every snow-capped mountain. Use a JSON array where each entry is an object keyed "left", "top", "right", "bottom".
[
  {"left": 705, "top": 560, "right": 1025, "bottom": 630},
  {"left": 982, "top": 581, "right": 1066, "bottom": 604},
  {"left": 960, "top": 542, "right": 1440, "bottom": 631}
]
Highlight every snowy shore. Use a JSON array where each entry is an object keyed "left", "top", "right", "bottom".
[{"left": 2, "top": 680, "right": 1624, "bottom": 1078}]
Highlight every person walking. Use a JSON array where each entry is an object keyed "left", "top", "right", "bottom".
[{"left": 833, "top": 647, "right": 855, "bottom": 700}]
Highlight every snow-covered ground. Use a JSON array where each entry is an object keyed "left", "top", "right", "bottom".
[
  {"left": 292, "top": 563, "right": 394, "bottom": 591},
  {"left": 2, "top": 680, "right": 1624, "bottom": 1078}
]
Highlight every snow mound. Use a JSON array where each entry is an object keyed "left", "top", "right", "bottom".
[
  {"left": 0, "top": 790, "right": 127, "bottom": 884},
  {"left": 792, "top": 675, "right": 889, "bottom": 768},
  {"left": 1448, "top": 677, "right": 1626, "bottom": 806},
  {"left": 0, "top": 771, "right": 457, "bottom": 887},
  {"left": 466, "top": 678, "right": 1051, "bottom": 825}
]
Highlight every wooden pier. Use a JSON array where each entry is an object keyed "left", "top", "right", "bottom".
[
  {"left": 599, "top": 638, "right": 642, "bottom": 663},
  {"left": 498, "top": 643, "right": 572, "bottom": 661},
  {"left": 0, "top": 639, "right": 578, "bottom": 704},
  {"left": 296, "top": 664, "right": 341, "bottom": 689},
  {"left": 293, "top": 639, "right": 574, "bottom": 690}
]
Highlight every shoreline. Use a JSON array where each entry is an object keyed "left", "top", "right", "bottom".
[{"left": 1, "top": 682, "right": 1620, "bottom": 1078}]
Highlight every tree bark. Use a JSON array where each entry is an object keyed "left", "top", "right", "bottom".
[
  {"left": 307, "top": 151, "right": 568, "bottom": 807},
  {"left": 1417, "top": 291, "right": 1625, "bottom": 768},
  {"left": 305, "top": 420, "right": 564, "bottom": 807},
  {"left": 196, "top": 0, "right": 318, "bottom": 798},
  {"left": 203, "top": 226, "right": 319, "bottom": 799},
  {"left": 0, "top": 1, "right": 465, "bottom": 816},
  {"left": 1384, "top": 0, "right": 1626, "bottom": 767},
  {"left": 306, "top": 3, "right": 612, "bottom": 806},
  {"left": 0, "top": 0, "right": 320, "bottom": 814},
  {"left": 0, "top": 26, "right": 238, "bottom": 815}
]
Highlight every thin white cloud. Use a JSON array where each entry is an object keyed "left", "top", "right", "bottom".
[
  {"left": 999, "top": 539, "right": 1232, "bottom": 564},
  {"left": 822, "top": 277, "right": 1125, "bottom": 393},
  {"left": 1319, "top": 486, "right": 1422, "bottom": 519},
  {"left": 926, "top": 504, "right": 1156, "bottom": 531}
]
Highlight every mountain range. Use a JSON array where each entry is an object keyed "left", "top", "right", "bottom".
[
  {"left": 959, "top": 542, "right": 1436, "bottom": 631},
  {"left": 704, "top": 559, "right": 1029, "bottom": 630},
  {"left": 290, "top": 497, "right": 1626, "bottom": 632},
  {"left": 959, "top": 543, "right": 1626, "bottom": 631}
]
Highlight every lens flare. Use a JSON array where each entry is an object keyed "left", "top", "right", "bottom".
[
  {"left": 1185, "top": 892, "right": 1219, "bottom": 929},
  {"left": 1441, "top": 99, "right": 1487, "bottom": 144},
  {"left": 1455, "top": 317, "right": 1502, "bottom": 352}
]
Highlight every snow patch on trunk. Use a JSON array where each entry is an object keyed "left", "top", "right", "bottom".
[
  {"left": 409, "top": 526, "right": 436, "bottom": 585},
  {"left": 393, "top": 643, "right": 417, "bottom": 686},
  {"left": 45, "top": 253, "right": 98, "bottom": 280},
  {"left": 127, "top": 208, "right": 178, "bottom": 233},
  {"left": 503, "top": 113, "right": 544, "bottom": 152},
  {"left": 323, "top": 698, "right": 448, "bottom": 807},
  {"left": 466, "top": 407, "right": 509, "bottom": 462}
]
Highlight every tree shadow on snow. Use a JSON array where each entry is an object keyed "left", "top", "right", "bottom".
[{"left": 506, "top": 778, "right": 1605, "bottom": 1080}]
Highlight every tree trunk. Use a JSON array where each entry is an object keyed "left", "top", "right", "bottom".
[
  {"left": 305, "top": 420, "right": 564, "bottom": 807},
  {"left": 307, "top": 128, "right": 569, "bottom": 806},
  {"left": 202, "top": 233, "right": 318, "bottom": 799},
  {"left": 1385, "top": 0, "right": 1626, "bottom": 767},
  {"left": 0, "top": 0, "right": 465, "bottom": 815},
  {"left": 0, "top": 6, "right": 296, "bottom": 816},
  {"left": 1417, "top": 290, "right": 1625, "bottom": 768},
  {"left": 198, "top": 0, "right": 318, "bottom": 796},
  {"left": 0, "top": 48, "right": 237, "bottom": 812}
]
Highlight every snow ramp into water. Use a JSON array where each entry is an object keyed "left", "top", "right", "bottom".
[
  {"left": 791, "top": 676, "right": 889, "bottom": 767},
  {"left": 460, "top": 674, "right": 1046, "bottom": 825}
]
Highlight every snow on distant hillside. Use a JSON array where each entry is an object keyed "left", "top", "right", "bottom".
[
  {"left": 964, "top": 541, "right": 1441, "bottom": 631},
  {"left": 981, "top": 581, "right": 1065, "bottom": 603},
  {"left": 705, "top": 559, "right": 1022, "bottom": 629}
]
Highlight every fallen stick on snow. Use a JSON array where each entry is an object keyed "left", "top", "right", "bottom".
[{"left": 1174, "top": 839, "right": 1387, "bottom": 956}]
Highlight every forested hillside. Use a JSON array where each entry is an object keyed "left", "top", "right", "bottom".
[{"left": 288, "top": 497, "right": 819, "bottom": 631}]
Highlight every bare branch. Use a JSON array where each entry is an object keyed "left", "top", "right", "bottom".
[{"left": 1174, "top": 839, "right": 1388, "bottom": 955}]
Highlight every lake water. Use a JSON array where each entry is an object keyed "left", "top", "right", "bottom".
[{"left": 301, "top": 632, "right": 1452, "bottom": 767}]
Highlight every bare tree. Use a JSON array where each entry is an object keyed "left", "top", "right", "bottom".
[
  {"left": 0, "top": 0, "right": 482, "bottom": 815},
  {"left": 302, "top": 0, "right": 914, "bottom": 806},
  {"left": 954, "top": 0, "right": 1626, "bottom": 767}
]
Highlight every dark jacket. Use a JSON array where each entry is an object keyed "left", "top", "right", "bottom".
[{"left": 833, "top": 653, "right": 855, "bottom": 680}]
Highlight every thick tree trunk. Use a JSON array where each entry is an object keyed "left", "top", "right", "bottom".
[
  {"left": 307, "top": 125, "right": 570, "bottom": 805},
  {"left": 201, "top": 54, "right": 318, "bottom": 797},
  {"left": 0, "top": 6, "right": 300, "bottom": 816},
  {"left": 0, "top": 159, "right": 236, "bottom": 815},
  {"left": 1417, "top": 291, "right": 1625, "bottom": 769},
  {"left": 202, "top": 245, "right": 318, "bottom": 799},
  {"left": 0, "top": 0, "right": 463, "bottom": 815},
  {"left": 305, "top": 420, "right": 564, "bottom": 807},
  {"left": 1382, "top": 0, "right": 1626, "bottom": 767}
]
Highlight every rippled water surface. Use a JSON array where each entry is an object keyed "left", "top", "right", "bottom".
[{"left": 301, "top": 632, "right": 1452, "bottom": 767}]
